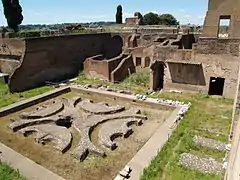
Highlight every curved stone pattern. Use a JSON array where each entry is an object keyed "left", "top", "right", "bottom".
[
  {"left": 72, "top": 108, "right": 147, "bottom": 161},
  {"left": 99, "top": 118, "right": 143, "bottom": 150},
  {"left": 78, "top": 99, "right": 125, "bottom": 114},
  {"left": 19, "top": 124, "right": 72, "bottom": 152},
  {"left": 9, "top": 97, "right": 147, "bottom": 162},
  {"left": 19, "top": 100, "right": 64, "bottom": 119}
]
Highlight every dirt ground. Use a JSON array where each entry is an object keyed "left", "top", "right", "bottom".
[{"left": 0, "top": 92, "right": 173, "bottom": 180}]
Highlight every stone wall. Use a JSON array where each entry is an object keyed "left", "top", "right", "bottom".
[
  {"left": 9, "top": 33, "right": 124, "bottom": 92},
  {"left": 202, "top": 0, "right": 240, "bottom": 38},
  {"left": 111, "top": 54, "right": 135, "bottom": 82},
  {"left": 155, "top": 48, "right": 239, "bottom": 99},
  {"left": 194, "top": 38, "right": 240, "bottom": 56},
  {"left": 84, "top": 55, "right": 110, "bottom": 80},
  {"left": 84, "top": 53, "right": 135, "bottom": 82},
  {"left": 0, "top": 38, "right": 24, "bottom": 74}
]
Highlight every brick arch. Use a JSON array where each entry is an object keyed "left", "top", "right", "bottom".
[{"left": 150, "top": 61, "right": 166, "bottom": 91}]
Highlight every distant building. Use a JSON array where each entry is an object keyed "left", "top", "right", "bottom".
[{"left": 125, "top": 17, "right": 140, "bottom": 25}]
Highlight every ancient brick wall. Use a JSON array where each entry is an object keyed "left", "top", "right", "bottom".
[
  {"left": 162, "top": 50, "right": 239, "bottom": 99},
  {"left": 195, "top": 38, "right": 240, "bottom": 56},
  {"left": 84, "top": 55, "right": 110, "bottom": 80},
  {"left": 203, "top": 0, "right": 240, "bottom": 38},
  {"left": 9, "top": 33, "right": 124, "bottom": 92},
  {"left": 84, "top": 53, "right": 133, "bottom": 82},
  {"left": 111, "top": 54, "right": 135, "bottom": 82},
  {"left": 0, "top": 38, "right": 24, "bottom": 74}
]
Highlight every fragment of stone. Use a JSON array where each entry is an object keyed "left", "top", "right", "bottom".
[
  {"left": 114, "top": 175, "right": 125, "bottom": 180},
  {"left": 83, "top": 84, "right": 91, "bottom": 88},
  {"left": 225, "top": 144, "right": 231, "bottom": 151},
  {"left": 169, "top": 89, "right": 182, "bottom": 93},
  {"left": 19, "top": 124, "right": 72, "bottom": 152},
  {"left": 179, "top": 153, "right": 224, "bottom": 174},
  {"left": 193, "top": 136, "right": 226, "bottom": 151},
  {"left": 119, "top": 168, "right": 130, "bottom": 178},
  {"left": 91, "top": 84, "right": 102, "bottom": 89},
  {"left": 123, "top": 166, "right": 132, "bottom": 174},
  {"left": 223, "top": 162, "right": 228, "bottom": 169}
]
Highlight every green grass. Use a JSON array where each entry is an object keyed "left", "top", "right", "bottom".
[
  {"left": 77, "top": 69, "right": 150, "bottom": 94},
  {"left": 0, "top": 83, "right": 53, "bottom": 108},
  {"left": 77, "top": 71, "right": 233, "bottom": 180},
  {"left": 0, "top": 83, "right": 53, "bottom": 179},
  {"left": 0, "top": 163, "right": 25, "bottom": 180},
  {"left": 141, "top": 93, "right": 233, "bottom": 180}
]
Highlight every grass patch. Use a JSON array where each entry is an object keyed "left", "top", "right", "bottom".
[
  {"left": 0, "top": 83, "right": 53, "bottom": 108},
  {"left": 0, "top": 163, "right": 25, "bottom": 180},
  {"left": 0, "top": 83, "right": 53, "bottom": 179},
  {"left": 76, "top": 69, "right": 150, "bottom": 94},
  {"left": 141, "top": 93, "right": 232, "bottom": 180}
]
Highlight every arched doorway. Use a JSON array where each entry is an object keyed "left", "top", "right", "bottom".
[
  {"left": 128, "top": 35, "right": 138, "bottom": 48},
  {"left": 145, "top": 57, "right": 151, "bottom": 67},
  {"left": 150, "top": 61, "right": 166, "bottom": 91},
  {"left": 111, "top": 35, "right": 124, "bottom": 57}
]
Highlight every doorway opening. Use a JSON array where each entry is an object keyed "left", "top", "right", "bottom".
[
  {"left": 208, "top": 77, "right": 225, "bottom": 96},
  {"left": 136, "top": 57, "right": 141, "bottom": 66},
  {"left": 145, "top": 57, "right": 151, "bottom": 67},
  {"left": 151, "top": 62, "right": 165, "bottom": 91}
]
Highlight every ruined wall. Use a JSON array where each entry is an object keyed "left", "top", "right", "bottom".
[
  {"left": 130, "top": 45, "right": 155, "bottom": 67},
  {"left": 202, "top": 0, "right": 240, "bottom": 38},
  {"left": 125, "top": 17, "right": 140, "bottom": 25},
  {"left": 160, "top": 49, "right": 239, "bottom": 99},
  {"left": 84, "top": 53, "right": 134, "bottom": 82},
  {"left": 194, "top": 38, "right": 240, "bottom": 56},
  {"left": 0, "top": 38, "right": 24, "bottom": 74},
  {"left": 111, "top": 54, "right": 135, "bottom": 82},
  {"left": 9, "top": 33, "right": 124, "bottom": 92},
  {"left": 84, "top": 55, "right": 110, "bottom": 80}
]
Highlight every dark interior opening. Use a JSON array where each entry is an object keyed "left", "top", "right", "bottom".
[
  {"left": 136, "top": 57, "right": 141, "bottom": 66},
  {"left": 208, "top": 77, "right": 225, "bottom": 96},
  {"left": 56, "top": 116, "right": 73, "bottom": 129},
  {"left": 145, "top": 57, "right": 151, "bottom": 67},
  {"left": 153, "top": 63, "right": 165, "bottom": 90}
]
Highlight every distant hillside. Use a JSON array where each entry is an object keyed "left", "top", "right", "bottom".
[{"left": 0, "top": 21, "right": 116, "bottom": 31}]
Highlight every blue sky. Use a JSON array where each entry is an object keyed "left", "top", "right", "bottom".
[{"left": 0, "top": 0, "right": 208, "bottom": 25}]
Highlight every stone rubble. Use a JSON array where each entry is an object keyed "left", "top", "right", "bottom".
[
  {"left": 179, "top": 153, "right": 224, "bottom": 175},
  {"left": 193, "top": 135, "right": 227, "bottom": 151},
  {"left": 225, "top": 144, "right": 231, "bottom": 151},
  {"left": 169, "top": 89, "right": 182, "bottom": 93},
  {"left": 116, "top": 166, "right": 132, "bottom": 179}
]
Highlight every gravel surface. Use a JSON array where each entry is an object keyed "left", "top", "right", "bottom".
[
  {"left": 194, "top": 135, "right": 226, "bottom": 151},
  {"left": 179, "top": 153, "right": 224, "bottom": 175}
]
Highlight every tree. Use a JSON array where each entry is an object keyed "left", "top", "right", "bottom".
[
  {"left": 116, "top": 5, "right": 122, "bottom": 24},
  {"left": 134, "top": 12, "right": 144, "bottom": 25},
  {"left": 159, "top": 14, "right": 179, "bottom": 26},
  {"left": 2, "top": 0, "right": 23, "bottom": 32},
  {"left": 143, "top": 12, "right": 160, "bottom": 25}
]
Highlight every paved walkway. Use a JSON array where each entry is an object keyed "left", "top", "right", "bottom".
[
  {"left": 0, "top": 143, "right": 65, "bottom": 180},
  {"left": 124, "top": 107, "right": 180, "bottom": 180},
  {"left": 225, "top": 116, "right": 240, "bottom": 180}
]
